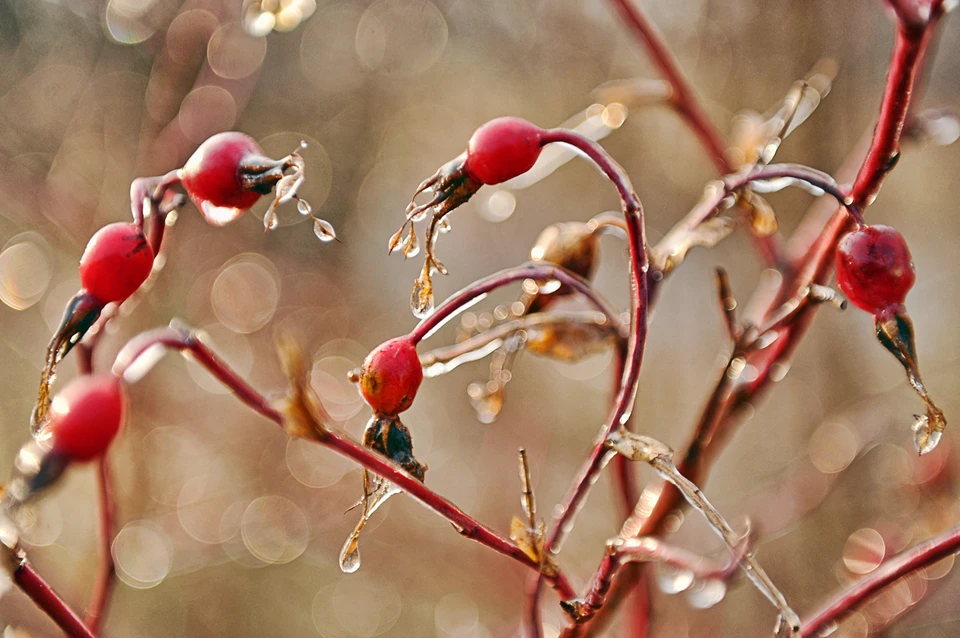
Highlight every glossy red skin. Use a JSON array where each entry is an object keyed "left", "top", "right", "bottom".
[
  {"left": 463, "top": 117, "right": 544, "bottom": 185},
  {"left": 836, "top": 224, "right": 916, "bottom": 314},
  {"left": 79, "top": 223, "right": 155, "bottom": 304},
  {"left": 179, "top": 132, "right": 264, "bottom": 211},
  {"left": 45, "top": 375, "right": 125, "bottom": 461},
  {"left": 359, "top": 337, "right": 423, "bottom": 415}
]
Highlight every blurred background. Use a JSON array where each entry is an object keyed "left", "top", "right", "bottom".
[{"left": 0, "top": 0, "right": 958, "bottom": 636}]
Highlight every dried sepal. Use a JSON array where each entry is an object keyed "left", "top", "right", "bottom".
[
  {"left": 340, "top": 414, "right": 428, "bottom": 573},
  {"left": 524, "top": 322, "right": 619, "bottom": 362},
  {"left": 728, "top": 60, "right": 836, "bottom": 169},
  {"left": 395, "top": 153, "right": 483, "bottom": 316},
  {"left": 874, "top": 305, "right": 948, "bottom": 454},
  {"left": 273, "top": 334, "right": 334, "bottom": 441},
  {"left": 740, "top": 191, "right": 778, "bottom": 237},
  {"left": 32, "top": 292, "right": 104, "bottom": 435}
]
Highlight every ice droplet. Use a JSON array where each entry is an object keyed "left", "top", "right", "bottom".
[
  {"left": 912, "top": 415, "right": 943, "bottom": 455},
  {"left": 403, "top": 229, "right": 420, "bottom": 259},
  {"left": 297, "top": 199, "right": 312, "bottom": 216},
  {"left": 339, "top": 534, "right": 361, "bottom": 573},
  {"left": 657, "top": 563, "right": 695, "bottom": 594},
  {"left": 411, "top": 278, "right": 434, "bottom": 319},
  {"left": 686, "top": 578, "right": 727, "bottom": 609},
  {"left": 313, "top": 218, "right": 338, "bottom": 243}
]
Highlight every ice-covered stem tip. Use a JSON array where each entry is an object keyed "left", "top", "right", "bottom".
[
  {"left": 801, "top": 521, "right": 960, "bottom": 636},
  {"left": 562, "top": 521, "right": 753, "bottom": 623},
  {"left": 111, "top": 325, "right": 577, "bottom": 599},
  {"left": 652, "top": 162, "right": 860, "bottom": 277},
  {"left": 603, "top": 431, "right": 801, "bottom": 636}
]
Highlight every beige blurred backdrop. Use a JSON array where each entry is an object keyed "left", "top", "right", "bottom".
[{"left": 0, "top": 0, "right": 959, "bottom": 636}]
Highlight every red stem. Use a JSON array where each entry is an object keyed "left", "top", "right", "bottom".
[
  {"left": 801, "top": 524, "right": 960, "bottom": 636},
  {"left": 604, "top": 0, "right": 782, "bottom": 266},
  {"left": 522, "top": 129, "right": 648, "bottom": 632},
  {"left": 84, "top": 458, "right": 116, "bottom": 634},
  {"left": 604, "top": 0, "right": 729, "bottom": 174},
  {"left": 568, "top": 8, "right": 944, "bottom": 635},
  {"left": 409, "top": 263, "right": 622, "bottom": 345},
  {"left": 13, "top": 560, "right": 96, "bottom": 638},
  {"left": 113, "top": 328, "right": 577, "bottom": 600}
]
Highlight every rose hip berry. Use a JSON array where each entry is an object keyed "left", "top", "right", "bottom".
[
  {"left": 43, "top": 374, "right": 126, "bottom": 461},
  {"left": 179, "top": 132, "right": 265, "bottom": 224},
  {"left": 836, "top": 224, "right": 916, "bottom": 314},
  {"left": 463, "top": 117, "right": 545, "bottom": 185},
  {"left": 358, "top": 337, "right": 423, "bottom": 415},
  {"left": 79, "top": 222, "right": 155, "bottom": 304}
]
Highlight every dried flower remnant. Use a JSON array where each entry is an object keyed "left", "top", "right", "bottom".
[{"left": 341, "top": 414, "right": 427, "bottom": 573}]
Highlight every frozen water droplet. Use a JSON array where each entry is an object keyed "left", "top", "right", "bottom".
[
  {"left": 0, "top": 514, "right": 19, "bottom": 550},
  {"left": 388, "top": 227, "right": 406, "bottom": 255},
  {"left": 297, "top": 199, "right": 312, "bottom": 216},
  {"left": 409, "top": 207, "right": 429, "bottom": 223},
  {"left": 912, "top": 415, "right": 942, "bottom": 455},
  {"left": 411, "top": 278, "right": 434, "bottom": 319},
  {"left": 313, "top": 218, "right": 338, "bottom": 243},
  {"left": 403, "top": 230, "right": 420, "bottom": 259},
  {"left": 439, "top": 218, "right": 452, "bottom": 233},
  {"left": 339, "top": 535, "right": 361, "bottom": 573},
  {"left": 263, "top": 210, "right": 279, "bottom": 232},
  {"left": 657, "top": 563, "right": 695, "bottom": 594},
  {"left": 686, "top": 578, "right": 727, "bottom": 609}
]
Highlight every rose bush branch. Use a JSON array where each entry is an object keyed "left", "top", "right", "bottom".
[
  {"left": 604, "top": 0, "right": 783, "bottom": 266},
  {"left": 111, "top": 326, "right": 578, "bottom": 600},
  {"left": 801, "top": 523, "right": 960, "bottom": 636},
  {"left": 0, "top": 545, "right": 96, "bottom": 638},
  {"left": 564, "top": 2, "right": 949, "bottom": 634},
  {"left": 631, "top": 0, "right": 946, "bottom": 543}
]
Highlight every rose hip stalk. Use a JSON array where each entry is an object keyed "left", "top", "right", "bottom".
[{"left": 835, "top": 223, "right": 947, "bottom": 454}]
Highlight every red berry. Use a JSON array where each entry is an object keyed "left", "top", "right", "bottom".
[
  {"left": 79, "top": 223, "right": 155, "bottom": 304},
  {"left": 359, "top": 337, "right": 423, "bottom": 415},
  {"left": 836, "top": 224, "right": 916, "bottom": 314},
  {"left": 44, "top": 375, "right": 126, "bottom": 461},
  {"left": 463, "top": 117, "right": 545, "bottom": 185},
  {"left": 179, "top": 132, "right": 264, "bottom": 225}
]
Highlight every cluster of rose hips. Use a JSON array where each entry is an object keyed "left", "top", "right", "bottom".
[{"left": 17, "top": 131, "right": 334, "bottom": 501}]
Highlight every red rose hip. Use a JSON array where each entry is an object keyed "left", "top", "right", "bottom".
[
  {"left": 79, "top": 222, "right": 155, "bottom": 304},
  {"left": 179, "top": 132, "right": 265, "bottom": 225},
  {"left": 359, "top": 337, "right": 423, "bottom": 415},
  {"left": 463, "top": 117, "right": 545, "bottom": 185},
  {"left": 836, "top": 224, "right": 916, "bottom": 314},
  {"left": 44, "top": 374, "right": 126, "bottom": 461}
]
